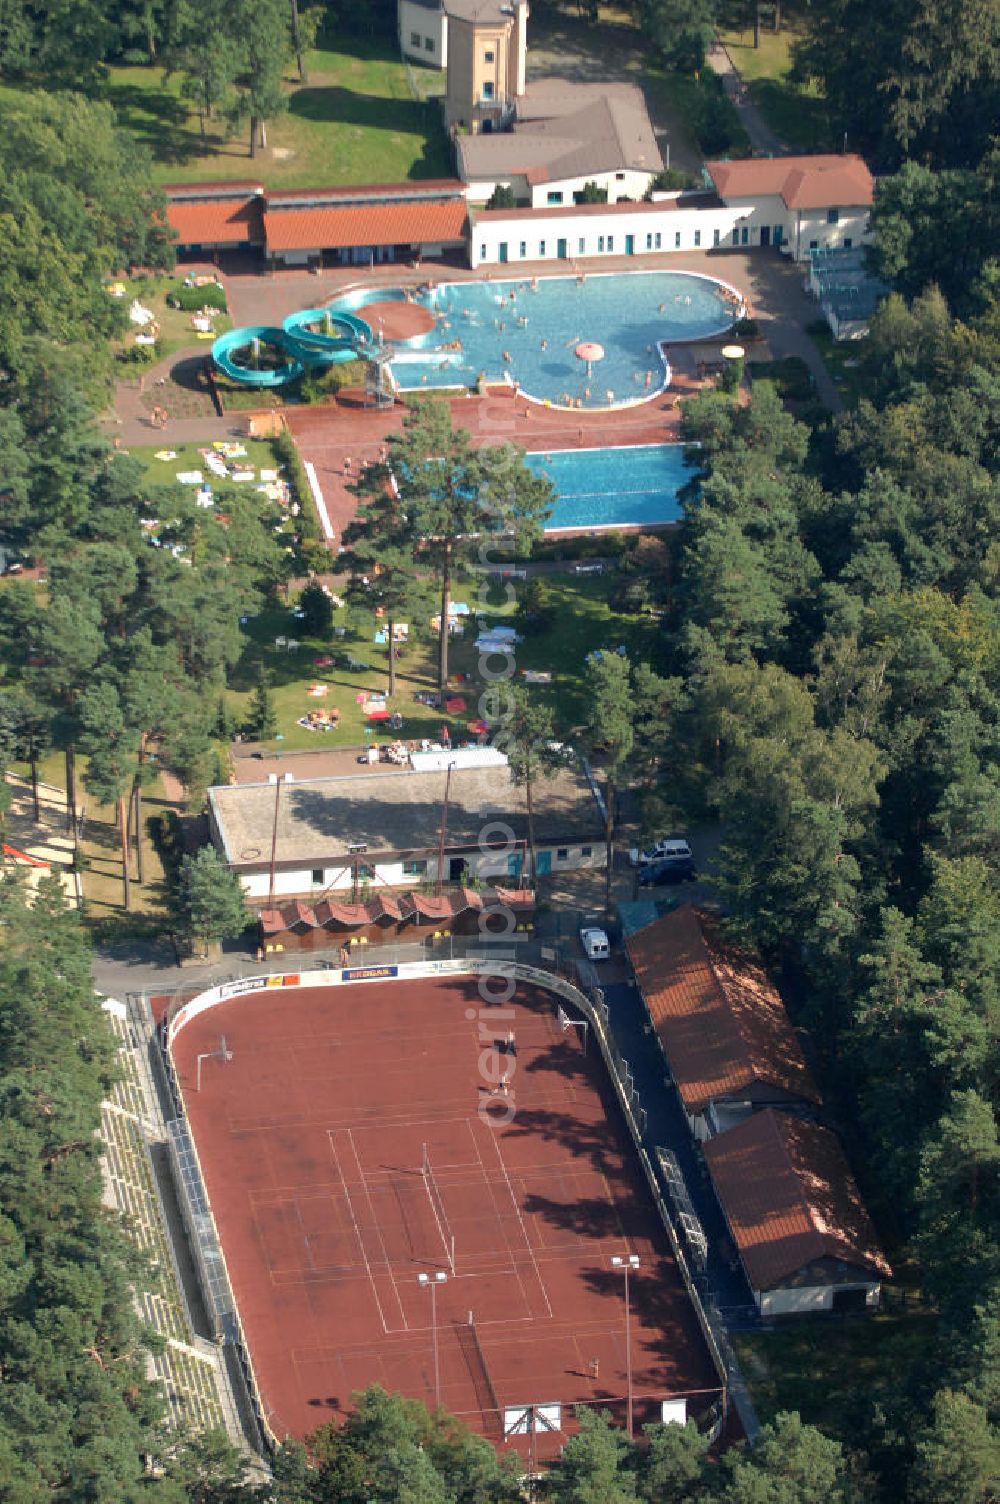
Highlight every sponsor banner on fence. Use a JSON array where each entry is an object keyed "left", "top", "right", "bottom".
[{"left": 343, "top": 964, "right": 399, "bottom": 982}]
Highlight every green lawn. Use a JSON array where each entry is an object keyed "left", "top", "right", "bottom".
[
  {"left": 735, "top": 1302, "right": 936, "bottom": 1442},
  {"left": 805, "top": 322, "right": 875, "bottom": 409},
  {"left": 113, "top": 274, "right": 232, "bottom": 366},
  {"left": 102, "top": 40, "right": 451, "bottom": 188},
  {"left": 717, "top": 20, "right": 832, "bottom": 151},
  {"left": 130, "top": 437, "right": 282, "bottom": 487},
  {"left": 226, "top": 571, "right": 662, "bottom": 752}
]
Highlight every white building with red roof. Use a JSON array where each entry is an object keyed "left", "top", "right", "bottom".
[{"left": 705, "top": 153, "right": 875, "bottom": 262}]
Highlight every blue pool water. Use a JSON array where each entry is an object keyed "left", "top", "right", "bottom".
[
  {"left": 526, "top": 443, "right": 694, "bottom": 531},
  {"left": 327, "top": 270, "right": 740, "bottom": 410}
]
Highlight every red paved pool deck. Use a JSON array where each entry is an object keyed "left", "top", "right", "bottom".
[
  {"left": 169, "top": 976, "right": 720, "bottom": 1455},
  {"left": 285, "top": 356, "right": 707, "bottom": 547}
]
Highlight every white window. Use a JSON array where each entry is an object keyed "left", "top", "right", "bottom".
[
  {"left": 539, "top": 240, "right": 546, "bottom": 255},
  {"left": 410, "top": 31, "right": 420, "bottom": 45},
  {"left": 557, "top": 848, "right": 568, "bottom": 861},
  {"left": 311, "top": 868, "right": 325, "bottom": 884}
]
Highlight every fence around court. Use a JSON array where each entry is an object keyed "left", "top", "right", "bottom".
[{"left": 159, "top": 955, "right": 740, "bottom": 1448}]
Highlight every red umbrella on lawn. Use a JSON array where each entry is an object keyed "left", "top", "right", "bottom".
[{"left": 575, "top": 340, "right": 605, "bottom": 379}]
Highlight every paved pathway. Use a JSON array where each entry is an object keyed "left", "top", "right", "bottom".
[{"left": 706, "top": 37, "right": 786, "bottom": 157}]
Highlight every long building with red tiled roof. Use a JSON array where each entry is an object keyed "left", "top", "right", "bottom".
[
  {"left": 625, "top": 905, "right": 820, "bottom": 1140},
  {"left": 165, "top": 180, "right": 468, "bottom": 266},
  {"left": 703, "top": 1109, "right": 890, "bottom": 1316}
]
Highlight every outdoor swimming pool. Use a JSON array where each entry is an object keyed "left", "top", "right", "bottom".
[
  {"left": 328, "top": 270, "right": 741, "bottom": 410},
  {"left": 527, "top": 443, "right": 694, "bottom": 531}
]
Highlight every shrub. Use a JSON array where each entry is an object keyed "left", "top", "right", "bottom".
[
  {"left": 167, "top": 280, "right": 228, "bottom": 312},
  {"left": 486, "top": 183, "right": 518, "bottom": 210},
  {"left": 748, "top": 358, "right": 814, "bottom": 401},
  {"left": 735, "top": 316, "right": 760, "bottom": 338},
  {"left": 574, "top": 181, "right": 608, "bottom": 205},
  {"left": 646, "top": 167, "right": 696, "bottom": 195},
  {"left": 118, "top": 343, "right": 156, "bottom": 365}
]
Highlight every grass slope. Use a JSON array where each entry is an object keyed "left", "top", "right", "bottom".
[
  {"left": 717, "top": 20, "right": 831, "bottom": 151},
  {"left": 103, "top": 40, "right": 451, "bottom": 188}
]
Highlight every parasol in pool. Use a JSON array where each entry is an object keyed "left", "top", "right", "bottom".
[{"left": 575, "top": 340, "right": 605, "bottom": 379}]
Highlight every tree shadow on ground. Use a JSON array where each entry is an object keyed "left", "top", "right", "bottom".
[
  {"left": 104, "top": 82, "right": 246, "bottom": 167},
  {"left": 287, "top": 86, "right": 450, "bottom": 178}
]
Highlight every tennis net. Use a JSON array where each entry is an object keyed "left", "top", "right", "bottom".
[{"left": 422, "top": 1144, "right": 456, "bottom": 1274}]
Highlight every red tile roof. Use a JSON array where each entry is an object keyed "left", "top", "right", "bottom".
[
  {"left": 263, "top": 198, "right": 468, "bottom": 251},
  {"left": 450, "top": 887, "right": 484, "bottom": 915},
  {"left": 283, "top": 900, "right": 317, "bottom": 929},
  {"left": 493, "top": 886, "right": 536, "bottom": 909},
  {"left": 703, "top": 1110, "right": 891, "bottom": 1290},
  {"left": 313, "top": 899, "right": 369, "bottom": 927},
  {"left": 625, "top": 905, "right": 820, "bottom": 1116},
  {"left": 167, "top": 196, "right": 263, "bottom": 246},
  {"left": 367, "top": 892, "right": 403, "bottom": 922},
  {"left": 705, "top": 154, "right": 874, "bottom": 210}
]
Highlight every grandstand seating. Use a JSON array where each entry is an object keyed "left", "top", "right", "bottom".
[{"left": 101, "top": 1007, "right": 227, "bottom": 1434}]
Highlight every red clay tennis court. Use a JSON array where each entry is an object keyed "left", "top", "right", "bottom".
[{"left": 168, "top": 973, "right": 721, "bottom": 1453}]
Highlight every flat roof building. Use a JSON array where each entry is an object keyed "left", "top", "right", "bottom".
[{"left": 208, "top": 754, "right": 605, "bottom": 901}]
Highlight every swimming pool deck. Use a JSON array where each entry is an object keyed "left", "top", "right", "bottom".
[{"left": 285, "top": 346, "right": 707, "bottom": 544}]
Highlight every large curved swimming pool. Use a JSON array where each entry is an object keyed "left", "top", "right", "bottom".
[{"left": 327, "top": 270, "right": 741, "bottom": 410}]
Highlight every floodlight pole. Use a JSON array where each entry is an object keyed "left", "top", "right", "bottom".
[
  {"left": 418, "top": 1271, "right": 447, "bottom": 1407},
  {"left": 611, "top": 1254, "right": 640, "bottom": 1436}
]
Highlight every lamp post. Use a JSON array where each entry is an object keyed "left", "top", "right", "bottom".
[
  {"left": 611, "top": 1254, "right": 640, "bottom": 1436},
  {"left": 418, "top": 1271, "right": 447, "bottom": 1407}
]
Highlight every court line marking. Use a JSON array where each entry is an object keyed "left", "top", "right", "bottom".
[
  {"left": 346, "top": 1128, "right": 409, "bottom": 1331},
  {"left": 482, "top": 1129, "right": 554, "bottom": 1320},
  {"left": 466, "top": 1124, "right": 543, "bottom": 1321},
  {"left": 294, "top": 1197, "right": 317, "bottom": 1272},
  {"left": 328, "top": 1132, "right": 392, "bottom": 1335}
]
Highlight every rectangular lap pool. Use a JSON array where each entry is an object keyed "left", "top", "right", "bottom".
[{"left": 525, "top": 443, "right": 694, "bottom": 531}]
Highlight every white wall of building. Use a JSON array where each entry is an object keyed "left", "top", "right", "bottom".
[
  {"left": 719, "top": 194, "right": 871, "bottom": 262},
  {"left": 399, "top": 0, "right": 447, "bottom": 67},
  {"left": 234, "top": 839, "right": 604, "bottom": 901},
  {"left": 471, "top": 200, "right": 743, "bottom": 267},
  {"left": 757, "top": 1281, "right": 881, "bottom": 1317},
  {"left": 527, "top": 169, "right": 656, "bottom": 209}
]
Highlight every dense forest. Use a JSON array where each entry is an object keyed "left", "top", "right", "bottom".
[{"left": 0, "top": 0, "right": 999, "bottom": 1497}]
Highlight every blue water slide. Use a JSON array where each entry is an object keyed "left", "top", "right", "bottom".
[{"left": 212, "top": 309, "right": 375, "bottom": 387}]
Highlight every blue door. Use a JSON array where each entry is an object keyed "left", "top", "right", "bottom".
[
  {"left": 557, "top": 238, "right": 569, "bottom": 259},
  {"left": 499, "top": 242, "right": 508, "bottom": 263},
  {"left": 536, "top": 850, "right": 552, "bottom": 876},
  {"left": 507, "top": 852, "right": 523, "bottom": 878},
  {"left": 625, "top": 234, "right": 635, "bottom": 256}
]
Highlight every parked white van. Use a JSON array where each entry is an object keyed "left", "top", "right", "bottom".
[{"left": 580, "top": 927, "right": 611, "bottom": 961}]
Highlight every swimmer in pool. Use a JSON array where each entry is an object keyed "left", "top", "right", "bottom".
[{"left": 540, "top": 338, "right": 548, "bottom": 350}]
